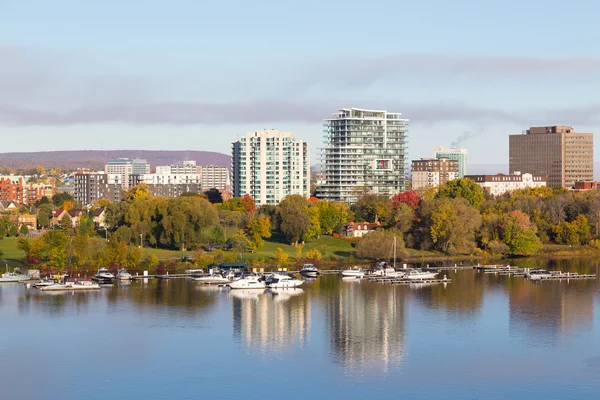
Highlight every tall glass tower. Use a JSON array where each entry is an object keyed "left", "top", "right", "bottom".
[
  {"left": 319, "top": 108, "right": 408, "bottom": 204},
  {"left": 434, "top": 147, "right": 468, "bottom": 178}
]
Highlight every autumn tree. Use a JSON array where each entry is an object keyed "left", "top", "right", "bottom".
[
  {"left": 500, "top": 210, "right": 541, "bottom": 256},
  {"left": 435, "top": 178, "right": 486, "bottom": 209},
  {"left": 241, "top": 194, "right": 257, "bottom": 214},
  {"left": 244, "top": 214, "right": 272, "bottom": 252},
  {"left": 428, "top": 198, "right": 482, "bottom": 254},
  {"left": 392, "top": 191, "right": 421, "bottom": 210},
  {"left": 274, "top": 247, "right": 289, "bottom": 265},
  {"left": 60, "top": 213, "right": 73, "bottom": 233},
  {"left": 356, "top": 230, "right": 408, "bottom": 260},
  {"left": 352, "top": 194, "right": 392, "bottom": 223},
  {"left": 317, "top": 201, "right": 353, "bottom": 235},
  {"left": 38, "top": 204, "right": 53, "bottom": 229}
]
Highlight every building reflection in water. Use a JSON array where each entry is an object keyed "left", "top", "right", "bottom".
[
  {"left": 509, "top": 279, "right": 594, "bottom": 341},
  {"left": 327, "top": 279, "right": 406, "bottom": 371},
  {"left": 231, "top": 288, "right": 310, "bottom": 353}
]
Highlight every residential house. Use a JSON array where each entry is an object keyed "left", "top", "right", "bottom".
[
  {"left": 342, "top": 221, "right": 382, "bottom": 238},
  {"left": 0, "top": 200, "right": 17, "bottom": 211},
  {"left": 93, "top": 207, "right": 106, "bottom": 228},
  {"left": 17, "top": 214, "right": 37, "bottom": 230}
]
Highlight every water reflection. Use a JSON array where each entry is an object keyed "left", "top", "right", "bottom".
[
  {"left": 327, "top": 277, "right": 406, "bottom": 371},
  {"left": 509, "top": 279, "right": 595, "bottom": 342},
  {"left": 231, "top": 288, "right": 310, "bottom": 353}
]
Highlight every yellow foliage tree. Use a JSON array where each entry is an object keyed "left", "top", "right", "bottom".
[
  {"left": 274, "top": 247, "right": 289, "bottom": 265},
  {"left": 305, "top": 249, "right": 322, "bottom": 261}
]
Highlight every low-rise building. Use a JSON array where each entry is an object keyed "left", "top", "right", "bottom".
[
  {"left": 342, "top": 221, "right": 382, "bottom": 238},
  {"left": 18, "top": 214, "right": 37, "bottom": 230},
  {"left": 0, "top": 200, "right": 17, "bottom": 211},
  {"left": 0, "top": 176, "right": 54, "bottom": 205},
  {"left": 93, "top": 207, "right": 106, "bottom": 228},
  {"left": 411, "top": 158, "right": 459, "bottom": 190},
  {"left": 572, "top": 181, "right": 600, "bottom": 192},
  {"left": 465, "top": 172, "right": 547, "bottom": 196}
]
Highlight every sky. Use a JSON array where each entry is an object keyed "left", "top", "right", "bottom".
[{"left": 2, "top": 0, "right": 600, "bottom": 167}]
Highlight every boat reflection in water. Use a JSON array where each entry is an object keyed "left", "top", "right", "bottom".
[
  {"left": 328, "top": 276, "right": 406, "bottom": 372},
  {"left": 231, "top": 287, "right": 310, "bottom": 354}
]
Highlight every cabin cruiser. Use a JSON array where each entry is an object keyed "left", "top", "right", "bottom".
[
  {"left": 31, "top": 278, "right": 58, "bottom": 288},
  {"left": 341, "top": 267, "right": 365, "bottom": 278},
  {"left": 0, "top": 270, "right": 31, "bottom": 282},
  {"left": 116, "top": 269, "right": 132, "bottom": 281},
  {"left": 228, "top": 274, "right": 266, "bottom": 290},
  {"left": 93, "top": 268, "right": 115, "bottom": 283},
  {"left": 371, "top": 263, "right": 397, "bottom": 277},
  {"left": 265, "top": 273, "right": 303, "bottom": 288},
  {"left": 300, "top": 264, "right": 319, "bottom": 278},
  {"left": 193, "top": 272, "right": 230, "bottom": 284},
  {"left": 404, "top": 269, "right": 438, "bottom": 280},
  {"left": 526, "top": 269, "right": 553, "bottom": 281}
]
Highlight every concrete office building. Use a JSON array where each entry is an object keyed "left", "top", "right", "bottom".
[
  {"left": 434, "top": 147, "right": 468, "bottom": 178},
  {"left": 232, "top": 129, "right": 310, "bottom": 205},
  {"left": 319, "top": 108, "right": 408, "bottom": 204},
  {"left": 509, "top": 126, "right": 593, "bottom": 188},
  {"left": 411, "top": 158, "right": 459, "bottom": 190}
]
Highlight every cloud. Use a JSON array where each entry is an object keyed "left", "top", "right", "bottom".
[{"left": 293, "top": 53, "right": 600, "bottom": 90}]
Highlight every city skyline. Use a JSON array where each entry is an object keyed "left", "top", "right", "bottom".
[{"left": 2, "top": 1, "right": 600, "bottom": 165}]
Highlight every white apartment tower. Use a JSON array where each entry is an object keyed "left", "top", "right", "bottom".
[
  {"left": 232, "top": 129, "right": 310, "bottom": 205},
  {"left": 319, "top": 108, "right": 408, "bottom": 204}
]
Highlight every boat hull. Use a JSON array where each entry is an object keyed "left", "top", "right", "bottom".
[
  {"left": 405, "top": 273, "right": 438, "bottom": 280},
  {"left": 267, "top": 280, "right": 303, "bottom": 288},
  {"left": 300, "top": 271, "right": 319, "bottom": 278},
  {"left": 40, "top": 283, "right": 101, "bottom": 291},
  {"left": 229, "top": 280, "right": 266, "bottom": 290},
  {"left": 193, "top": 277, "right": 230, "bottom": 284},
  {"left": 341, "top": 270, "right": 364, "bottom": 278}
]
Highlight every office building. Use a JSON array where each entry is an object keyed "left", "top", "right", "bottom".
[
  {"left": 465, "top": 172, "right": 547, "bottom": 196},
  {"left": 319, "top": 108, "right": 408, "bottom": 204},
  {"left": 411, "top": 158, "right": 459, "bottom": 190},
  {"left": 232, "top": 129, "right": 310, "bottom": 205},
  {"left": 105, "top": 158, "right": 149, "bottom": 189},
  {"left": 434, "top": 147, "right": 468, "bottom": 178},
  {"left": 155, "top": 160, "right": 200, "bottom": 175},
  {"left": 509, "top": 126, "right": 593, "bottom": 188}
]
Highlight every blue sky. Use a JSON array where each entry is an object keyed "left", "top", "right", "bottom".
[{"left": 2, "top": 0, "right": 600, "bottom": 166}]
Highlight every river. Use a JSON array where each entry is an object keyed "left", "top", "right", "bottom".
[{"left": 2, "top": 260, "right": 600, "bottom": 399}]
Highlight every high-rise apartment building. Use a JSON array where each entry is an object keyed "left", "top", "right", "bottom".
[
  {"left": 155, "top": 160, "right": 200, "bottom": 175},
  {"left": 411, "top": 158, "right": 459, "bottom": 190},
  {"left": 200, "top": 166, "right": 231, "bottom": 192},
  {"left": 509, "top": 126, "right": 593, "bottom": 188},
  {"left": 74, "top": 171, "right": 124, "bottom": 205},
  {"left": 319, "top": 108, "right": 408, "bottom": 204},
  {"left": 232, "top": 129, "right": 310, "bottom": 205},
  {"left": 434, "top": 147, "right": 468, "bottom": 178},
  {"left": 105, "top": 158, "right": 149, "bottom": 189}
]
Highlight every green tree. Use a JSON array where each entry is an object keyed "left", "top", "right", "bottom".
[
  {"left": 19, "top": 224, "right": 29, "bottom": 236},
  {"left": 317, "top": 201, "right": 353, "bottom": 235},
  {"left": 352, "top": 194, "right": 392, "bottom": 223},
  {"left": 38, "top": 204, "right": 53, "bottom": 229},
  {"left": 8, "top": 224, "right": 19, "bottom": 237},
  {"left": 60, "top": 213, "right": 73, "bottom": 233},
  {"left": 52, "top": 192, "right": 74, "bottom": 208},
  {"left": 44, "top": 230, "right": 68, "bottom": 271},
  {"left": 203, "top": 188, "right": 223, "bottom": 204},
  {"left": 277, "top": 195, "right": 310, "bottom": 245},
  {"left": 0, "top": 223, "right": 6, "bottom": 239},
  {"left": 302, "top": 205, "right": 321, "bottom": 241},
  {"left": 500, "top": 210, "right": 541, "bottom": 256},
  {"left": 435, "top": 178, "right": 486, "bottom": 209}
]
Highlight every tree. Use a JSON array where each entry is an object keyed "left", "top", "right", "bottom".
[
  {"left": 0, "top": 223, "right": 6, "bottom": 239},
  {"left": 552, "top": 214, "right": 590, "bottom": 246},
  {"left": 244, "top": 214, "right": 272, "bottom": 252},
  {"left": 436, "top": 178, "right": 486, "bottom": 209},
  {"left": 352, "top": 194, "right": 392, "bottom": 223},
  {"left": 305, "top": 248, "right": 323, "bottom": 261},
  {"left": 302, "top": 205, "right": 321, "bottom": 241},
  {"left": 392, "top": 191, "right": 421, "bottom": 210},
  {"left": 274, "top": 247, "right": 289, "bottom": 265},
  {"left": 52, "top": 192, "right": 74, "bottom": 208},
  {"left": 356, "top": 230, "right": 408, "bottom": 260},
  {"left": 317, "top": 201, "right": 353, "bottom": 235},
  {"left": 277, "top": 195, "right": 310, "bottom": 245},
  {"left": 19, "top": 225, "right": 29, "bottom": 236},
  {"left": 428, "top": 198, "right": 482, "bottom": 254},
  {"left": 241, "top": 194, "right": 256, "bottom": 214},
  {"left": 115, "top": 226, "right": 133, "bottom": 244},
  {"left": 38, "top": 204, "right": 53, "bottom": 229},
  {"left": 389, "top": 203, "right": 415, "bottom": 235},
  {"left": 500, "top": 210, "right": 541, "bottom": 256},
  {"left": 203, "top": 188, "right": 223, "bottom": 204},
  {"left": 62, "top": 200, "right": 74, "bottom": 212},
  {"left": 8, "top": 225, "right": 19, "bottom": 237},
  {"left": 60, "top": 213, "right": 73, "bottom": 232}
]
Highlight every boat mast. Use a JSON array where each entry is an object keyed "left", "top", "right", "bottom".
[{"left": 393, "top": 236, "right": 396, "bottom": 270}]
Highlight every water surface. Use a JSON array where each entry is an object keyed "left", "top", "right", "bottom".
[{"left": 2, "top": 262, "right": 600, "bottom": 399}]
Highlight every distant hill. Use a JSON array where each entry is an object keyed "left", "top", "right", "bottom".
[{"left": 0, "top": 150, "right": 231, "bottom": 171}]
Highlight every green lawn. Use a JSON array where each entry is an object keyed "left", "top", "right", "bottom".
[{"left": 0, "top": 237, "right": 26, "bottom": 260}]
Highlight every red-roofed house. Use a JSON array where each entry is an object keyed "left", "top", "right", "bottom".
[{"left": 342, "top": 221, "right": 382, "bottom": 238}]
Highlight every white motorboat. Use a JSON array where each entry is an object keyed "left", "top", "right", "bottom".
[
  {"left": 31, "top": 279, "right": 58, "bottom": 288},
  {"left": 300, "top": 264, "right": 319, "bottom": 278},
  {"left": 0, "top": 271, "right": 31, "bottom": 282},
  {"left": 93, "top": 268, "right": 115, "bottom": 282},
  {"left": 40, "top": 280, "right": 101, "bottom": 291},
  {"left": 116, "top": 269, "right": 132, "bottom": 281},
  {"left": 193, "top": 273, "right": 230, "bottom": 284},
  {"left": 228, "top": 274, "right": 266, "bottom": 290},
  {"left": 341, "top": 267, "right": 365, "bottom": 278},
  {"left": 404, "top": 269, "right": 438, "bottom": 280},
  {"left": 265, "top": 273, "right": 304, "bottom": 288},
  {"left": 526, "top": 269, "right": 553, "bottom": 281}
]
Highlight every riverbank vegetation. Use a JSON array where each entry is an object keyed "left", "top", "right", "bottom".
[{"left": 6, "top": 179, "right": 600, "bottom": 272}]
